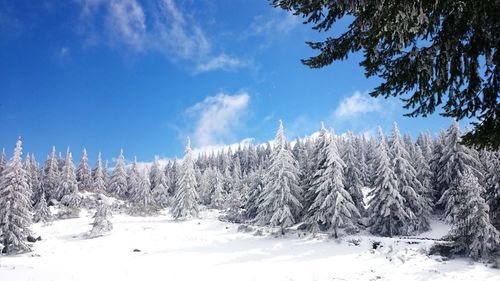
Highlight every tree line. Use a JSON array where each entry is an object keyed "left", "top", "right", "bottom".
[{"left": 0, "top": 121, "right": 499, "bottom": 259}]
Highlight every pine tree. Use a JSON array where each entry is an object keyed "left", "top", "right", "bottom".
[
  {"left": 243, "top": 167, "right": 264, "bottom": 220},
  {"left": 33, "top": 191, "right": 52, "bottom": 223},
  {"left": 389, "top": 122, "right": 431, "bottom": 233},
  {"left": 368, "top": 128, "right": 413, "bottom": 237},
  {"left": 227, "top": 188, "right": 242, "bottom": 218},
  {"left": 306, "top": 134, "right": 360, "bottom": 237},
  {"left": 0, "top": 138, "right": 33, "bottom": 254},
  {"left": 198, "top": 167, "right": 213, "bottom": 205},
  {"left": 58, "top": 151, "right": 80, "bottom": 207},
  {"left": 0, "top": 148, "right": 6, "bottom": 175},
  {"left": 42, "top": 146, "right": 59, "bottom": 201},
  {"left": 484, "top": 151, "right": 500, "bottom": 229},
  {"left": 209, "top": 168, "right": 225, "bottom": 209},
  {"left": 437, "top": 123, "right": 480, "bottom": 223},
  {"left": 76, "top": 148, "right": 93, "bottom": 192},
  {"left": 92, "top": 152, "right": 106, "bottom": 193},
  {"left": 302, "top": 123, "right": 330, "bottom": 216},
  {"left": 129, "top": 169, "right": 156, "bottom": 215},
  {"left": 342, "top": 132, "right": 365, "bottom": 213},
  {"left": 150, "top": 156, "right": 169, "bottom": 208},
  {"left": 255, "top": 121, "right": 302, "bottom": 233},
  {"left": 25, "top": 154, "right": 41, "bottom": 206},
  {"left": 107, "top": 149, "right": 128, "bottom": 199},
  {"left": 446, "top": 169, "right": 500, "bottom": 260},
  {"left": 126, "top": 157, "right": 140, "bottom": 200},
  {"left": 171, "top": 138, "right": 199, "bottom": 220},
  {"left": 89, "top": 199, "right": 113, "bottom": 238}
]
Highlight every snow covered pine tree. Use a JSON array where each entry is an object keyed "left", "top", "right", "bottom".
[
  {"left": 0, "top": 138, "right": 33, "bottom": 254},
  {"left": 445, "top": 169, "right": 499, "bottom": 260},
  {"left": 255, "top": 121, "right": 302, "bottom": 234},
  {"left": 171, "top": 138, "right": 199, "bottom": 220}
]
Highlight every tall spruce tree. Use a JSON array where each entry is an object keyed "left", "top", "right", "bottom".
[
  {"left": 0, "top": 138, "right": 33, "bottom": 254},
  {"left": 255, "top": 121, "right": 302, "bottom": 233},
  {"left": 126, "top": 157, "right": 140, "bottom": 200},
  {"left": 368, "top": 128, "right": 413, "bottom": 237},
  {"left": 0, "top": 148, "right": 6, "bottom": 175},
  {"left": 58, "top": 151, "right": 80, "bottom": 207},
  {"left": 389, "top": 122, "right": 431, "bottom": 233},
  {"left": 446, "top": 169, "right": 500, "bottom": 260},
  {"left": 342, "top": 133, "right": 365, "bottom": 213},
  {"left": 437, "top": 123, "right": 480, "bottom": 223},
  {"left": 92, "top": 152, "right": 106, "bottom": 193},
  {"left": 150, "top": 156, "right": 169, "bottom": 208},
  {"left": 171, "top": 138, "right": 199, "bottom": 220},
  {"left": 25, "top": 154, "right": 42, "bottom": 206},
  {"left": 306, "top": 133, "right": 360, "bottom": 237},
  {"left": 76, "top": 148, "right": 93, "bottom": 192},
  {"left": 107, "top": 149, "right": 128, "bottom": 199},
  {"left": 42, "top": 146, "right": 59, "bottom": 201},
  {"left": 302, "top": 124, "right": 330, "bottom": 216},
  {"left": 484, "top": 151, "right": 500, "bottom": 229},
  {"left": 129, "top": 170, "right": 155, "bottom": 215}
]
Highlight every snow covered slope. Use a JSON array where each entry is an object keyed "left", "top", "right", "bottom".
[{"left": 0, "top": 210, "right": 497, "bottom": 281}]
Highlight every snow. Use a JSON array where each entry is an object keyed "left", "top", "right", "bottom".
[{"left": 1, "top": 210, "right": 498, "bottom": 281}]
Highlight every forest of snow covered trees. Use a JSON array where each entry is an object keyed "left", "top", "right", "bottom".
[{"left": 0, "top": 121, "right": 499, "bottom": 261}]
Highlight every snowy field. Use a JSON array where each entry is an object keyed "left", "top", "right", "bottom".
[{"left": 0, "top": 209, "right": 498, "bottom": 281}]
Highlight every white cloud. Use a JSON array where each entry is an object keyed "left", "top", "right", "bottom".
[
  {"left": 248, "top": 11, "right": 300, "bottom": 37},
  {"left": 77, "top": 0, "right": 249, "bottom": 73},
  {"left": 105, "top": 0, "right": 146, "bottom": 51},
  {"left": 152, "top": 0, "right": 211, "bottom": 60},
  {"left": 191, "top": 138, "right": 254, "bottom": 157},
  {"left": 186, "top": 92, "right": 250, "bottom": 147},
  {"left": 194, "top": 54, "right": 249, "bottom": 74},
  {"left": 334, "top": 91, "right": 384, "bottom": 118}
]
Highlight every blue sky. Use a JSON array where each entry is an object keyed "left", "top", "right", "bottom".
[{"left": 0, "top": 0, "right": 459, "bottom": 163}]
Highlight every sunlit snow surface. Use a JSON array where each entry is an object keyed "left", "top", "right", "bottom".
[{"left": 0, "top": 209, "right": 498, "bottom": 281}]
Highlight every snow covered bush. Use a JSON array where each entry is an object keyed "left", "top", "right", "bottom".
[{"left": 89, "top": 199, "right": 113, "bottom": 238}]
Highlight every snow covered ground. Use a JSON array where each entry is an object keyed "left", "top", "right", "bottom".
[{"left": 0, "top": 209, "right": 498, "bottom": 281}]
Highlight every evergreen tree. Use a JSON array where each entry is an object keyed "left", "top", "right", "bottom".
[
  {"left": 429, "top": 130, "right": 446, "bottom": 203},
  {"left": 25, "top": 154, "right": 42, "bottom": 205},
  {"left": 416, "top": 131, "right": 433, "bottom": 162},
  {"left": 389, "top": 122, "right": 431, "bottom": 233},
  {"left": 0, "top": 148, "right": 6, "bottom": 175},
  {"left": 92, "top": 152, "right": 106, "bottom": 193},
  {"left": 227, "top": 188, "right": 242, "bottom": 218},
  {"left": 368, "top": 128, "right": 413, "bottom": 237},
  {"left": 58, "top": 151, "right": 80, "bottom": 207},
  {"left": 107, "top": 149, "right": 128, "bottom": 199},
  {"left": 0, "top": 138, "right": 33, "bottom": 254},
  {"left": 484, "top": 151, "right": 500, "bottom": 229},
  {"left": 437, "top": 123, "right": 480, "bottom": 223},
  {"left": 306, "top": 134, "right": 360, "bottom": 237},
  {"left": 42, "top": 146, "right": 59, "bottom": 201},
  {"left": 302, "top": 123, "right": 330, "bottom": 216},
  {"left": 171, "top": 138, "right": 199, "bottom": 220},
  {"left": 33, "top": 191, "right": 52, "bottom": 223},
  {"left": 446, "top": 169, "right": 500, "bottom": 260},
  {"left": 210, "top": 169, "right": 225, "bottom": 210},
  {"left": 129, "top": 169, "right": 156, "bottom": 215},
  {"left": 255, "top": 121, "right": 302, "bottom": 233},
  {"left": 243, "top": 167, "right": 264, "bottom": 220},
  {"left": 76, "top": 148, "right": 93, "bottom": 192},
  {"left": 126, "top": 157, "right": 140, "bottom": 200},
  {"left": 342, "top": 133, "right": 365, "bottom": 213},
  {"left": 150, "top": 156, "right": 169, "bottom": 208},
  {"left": 89, "top": 198, "right": 113, "bottom": 238}
]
